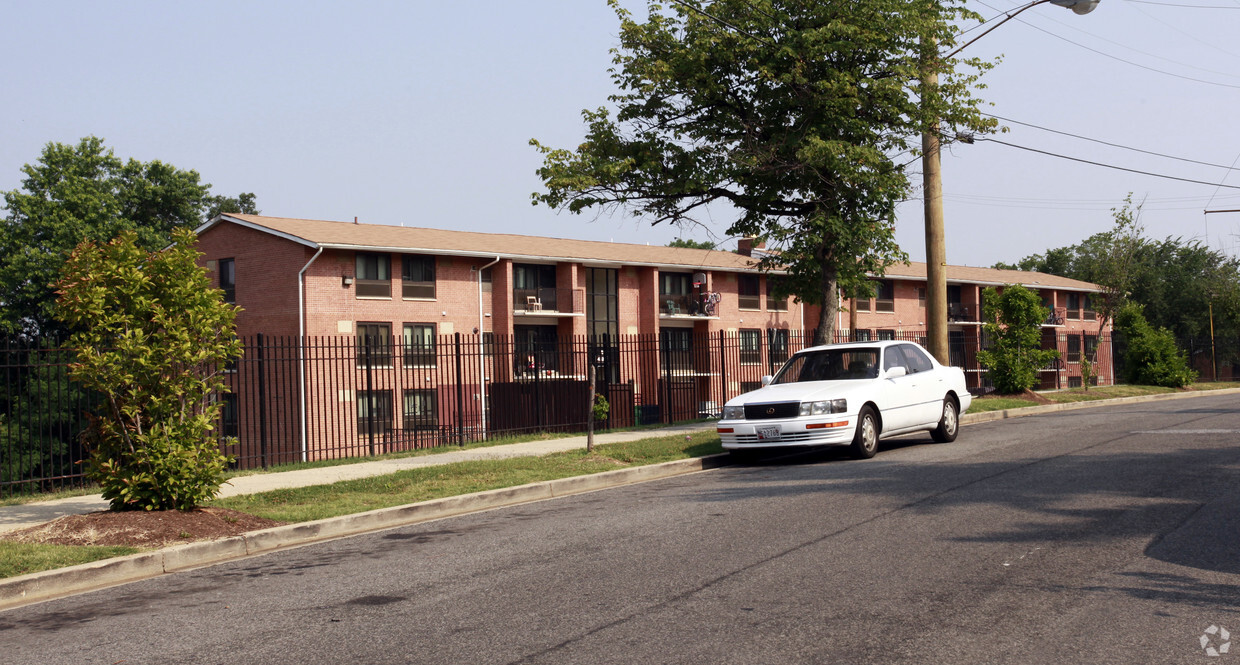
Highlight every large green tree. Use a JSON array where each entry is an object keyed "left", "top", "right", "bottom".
[
  {"left": 0, "top": 136, "right": 256, "bottom": 337},
  {"left": 533, "top": 0, "right": 995, "bottom": 343},
  {"left": 995, "top": 214, "right": 1240, "bottom": 343}
]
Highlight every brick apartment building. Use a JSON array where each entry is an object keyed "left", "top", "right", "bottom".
[{"left": 194, "top": 214, "right": 1108, "bottom": 464}]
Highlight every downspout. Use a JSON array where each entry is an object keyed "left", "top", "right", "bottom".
[
  {"left": 297, "top": 247, "right": 324, "bottom": 462},
  {"left": 477, "top": 256, "right": 501, "bottom": 438}
]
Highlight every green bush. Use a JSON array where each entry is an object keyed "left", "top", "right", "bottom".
[
  {"left": 1114, "top": 303, "right": 1196, "bottom": 388},
  {"left": 55, "top": 229, "right": 242, "bottom": 511},
  {"left": 976, "top": 284, "right": 1059, "bottom": 394}
]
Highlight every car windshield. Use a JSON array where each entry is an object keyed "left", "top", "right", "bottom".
[{"left": 770, "top": 348, "right": 880, "bottom": 384}]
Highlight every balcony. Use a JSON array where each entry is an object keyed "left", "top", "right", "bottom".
[
  {"left": 1043, "top": 306, "right": 1067, "bottom": 326},
  {"left": 660, "top": 293, "right": 721, "bottom": 318},
  {"left": 947, "top": 303, "right": 974, "bottom": 323},
  {"left": 513, "top": 288, "right": 584, "bottom": 316}
]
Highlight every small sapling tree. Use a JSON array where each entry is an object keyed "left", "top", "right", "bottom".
[
  {"left": 55, "top": 228, "right": 242, "bottom": 511},
  {"left": 977, "top": 284, "right": 1058, "bottom": 394}
]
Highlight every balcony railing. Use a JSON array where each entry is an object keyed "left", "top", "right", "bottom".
[
  {"left": 947, "top": 303, "right": 972, "bottom": 322},
  {"left": 660, "top": 293, "right": 721, "bottom": 317},
  {"left": 513, "top": 288, "right": 584, "bottom": 314}
]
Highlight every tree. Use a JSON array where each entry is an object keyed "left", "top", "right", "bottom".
[
  {"left": 667, "top": 238, "right": 715, "bottom": 250},
  {"left": 533, "top": 0, "right": 995, "bottom": 344},
  {"left": 995, "top": 213, "right": 1240, "bottom": 344},
  {"left": 976, "top": 285, "right": 1058, "bottom": 394},
  {"left": 0, "top": 136, "right": 256, "bottom": 337},
  {"left": 54, "top": 228, "right": 242, "bottom": 511},
  {"left": 204, "top": 192, "right": 260, "bottom": 220}
]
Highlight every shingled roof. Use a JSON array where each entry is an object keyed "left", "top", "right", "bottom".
[{"left": 198, "top": 214, "right": 1101, "bottom": 293}]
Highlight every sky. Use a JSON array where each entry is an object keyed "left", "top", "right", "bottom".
[{"left": 3, "top": 0, "right": 1239, "bottom": 270}]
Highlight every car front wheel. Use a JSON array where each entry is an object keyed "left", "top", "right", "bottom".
[
  {"left": 931, "top": 397, "right": 959, "bottom": 443},
  {"left": 850, "top": 406, "right": 879, "bottom": 459}
]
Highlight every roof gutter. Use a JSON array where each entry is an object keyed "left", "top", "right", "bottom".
[{"left": 297, "top": 246, "right": 325, "bottom": 462}]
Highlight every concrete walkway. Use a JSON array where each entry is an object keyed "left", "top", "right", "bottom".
[{"left": 0, "top": 422, "right": 717, "bottom": 534}]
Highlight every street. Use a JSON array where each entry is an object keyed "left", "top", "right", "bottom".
[{"left": 3, "top": 395, "right": 1240, "bottom": 664}]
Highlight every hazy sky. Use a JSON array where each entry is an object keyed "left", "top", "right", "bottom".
[{"left": 3, "top": 0, "right": 1239, "bottom": 268}]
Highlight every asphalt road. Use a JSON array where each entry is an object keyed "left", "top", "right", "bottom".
[{"left": 3, "top": 395, "right": 1240, "bottom": 664}]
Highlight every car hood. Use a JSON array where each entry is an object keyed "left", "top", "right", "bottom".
[{"left": 725, "top": 380, "right": 870, "bottom": 407}]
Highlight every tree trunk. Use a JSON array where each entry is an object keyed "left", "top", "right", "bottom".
[{"left": 814, "top": 266, "right": 839, "bottom": 346}]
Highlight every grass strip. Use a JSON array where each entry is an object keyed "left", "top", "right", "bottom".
[
  {"left": 213, "top": 431, "right": 723, "bottom": 523},
  {"left": 0, "top": 541, "right": 141, "bottom": 579}
]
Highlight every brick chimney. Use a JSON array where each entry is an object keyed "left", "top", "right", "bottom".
[{"left": 737, "top": 237, "right": 766, "bottom": 257}]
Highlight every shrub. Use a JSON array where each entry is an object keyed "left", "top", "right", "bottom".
[
  {"left": 55, "top": 229, "right": 242, "bottom": 511},
  {"left": 1114, "top": 303, "right": 1196, "bottom": 388}
]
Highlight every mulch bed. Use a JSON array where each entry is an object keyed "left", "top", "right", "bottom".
[{"left": 2, "top": 507, "right": 284, "bottom": 549}]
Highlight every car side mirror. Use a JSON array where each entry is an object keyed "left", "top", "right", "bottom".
[
  {"left": 760, "top": 375, "right": 774, "bottom": 386},
  {"left": 885, "top": 366, "right": 907, "bottom": 379}
]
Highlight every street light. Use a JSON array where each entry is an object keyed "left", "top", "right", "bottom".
[{"left": 922, "top": 0, "right": 1100, "bottom": 365}]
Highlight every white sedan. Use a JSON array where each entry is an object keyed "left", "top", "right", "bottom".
[{"left": 717, "top": 340, "right": 972, "bottom": 459}]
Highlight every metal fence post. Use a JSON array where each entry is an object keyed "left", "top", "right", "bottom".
[
  {"left": 454, "top": 332, "right": 465, "bottom": 445},
  {"left": 256, "top": 333, "right": 269, "bottom": 469}
]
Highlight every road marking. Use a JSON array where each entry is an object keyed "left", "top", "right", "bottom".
[{"left": 1131, "top": 429, "right": 1240, "bottom": 435}]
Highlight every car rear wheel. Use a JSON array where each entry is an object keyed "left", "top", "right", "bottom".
[
  {"left": 850, "top": 406, "right": 879, "bottom": 459},
  {"left": 931, "top": 397, "right": 959, "bottom": 443}
]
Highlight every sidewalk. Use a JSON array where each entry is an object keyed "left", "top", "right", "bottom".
[{"left": 0, "top": 421, "right": 717, "bottom": 535}]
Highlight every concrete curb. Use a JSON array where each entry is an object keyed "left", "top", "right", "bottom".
[
  {"left": 0, "top": 453, "right": 730, "bottom": 611},
  {"left": 959, "top": 387, "right": 1240, "bottom": 426}
]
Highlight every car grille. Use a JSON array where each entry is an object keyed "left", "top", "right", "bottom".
[{"left": 743, "top": 402, "right": 800, "bottom": 420}]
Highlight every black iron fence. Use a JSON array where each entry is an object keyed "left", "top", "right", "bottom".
[{"left": 0, "top": 328, "right": 1155, "bottom": 497}]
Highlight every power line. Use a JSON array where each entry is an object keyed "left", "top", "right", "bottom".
[
  {"left": 975, "top": 0, "right": 1240, "bottom": 87},
  {"left": 1122, "top": 0, "right": 1240, "bottom": 8},
  {"left": 982, "top": 113, "right": 1240, "bottom": 170},
  {"left": 976, "top": 137, "right": 1240, "bottom": 189}
]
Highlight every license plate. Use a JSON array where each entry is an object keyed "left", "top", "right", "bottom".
[{"left": 756, "top": 426, "right": 781, "bottom": 441}]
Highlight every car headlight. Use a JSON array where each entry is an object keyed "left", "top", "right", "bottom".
[
  {"left": 799, "top": 399, "right": 847, "bottom": 416},
  {"left": 722, "top": 405, "right": 745, "bottom": 420}
]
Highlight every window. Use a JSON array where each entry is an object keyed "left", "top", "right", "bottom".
[
  {"left": 854, "top": 293, "right": 871, "bottom": 312},
  {"left": 853, "top": 329, "right": 872, "bottom": 341},
  {"left": 403, "top": 324, "right": 436, "bottom": 368},
  {"left": 1066, "top": 293, "right": 1081, "bottom": 320},
  {"left": 219, "top": 393, "right": 238, "bottom": 439},
  {"left": 219, "top": 258, "right": 235, "bottom": 304},
  {"left": 358, "top": 390, "right": 393, "bottom": 436},
  {"left": 356, "top": 323, "right": 392, "bottom": 368},
  {"left": 1084, "top": 334, "right": 1098, "bottom": 360},
  {"left": 768, "top": 328, "right": 790, "bottom": 365},
  {"left": 1067, "top": 333, "right": 1081, "bottom": 363},
  {"left": 738, "top": 275, "right": 761, "bottom": 310},
  {"left": 661, "top": 328, "right": 694, "bottom": 371},
  {"left": 401, "top": 255, "right": 436, "bottom": 299},
  {"left": 766, "top": 277, "right": 788, "bottom": 311},
  {"left": 403, "top": 389, "right": 438, "bottom": 431},
  {"left": 739, "top": 329, "right": 761, "bottom": 364},
  {"left": 515, "top": 263, "right": 558, "bottom": 311},
  {"left": 659, "top": 272, "right": 693, "bottom": 314},
  {"left": 356, "top": 252, "right": 391, "bottom": 298},
  {"left": 899, "top": 344, "right": 935, "bottom": 373},
  {"left": 875, "top": 280, "right": 895, "bottom": 313},
  {"left": 918, "top": 287, "right": 926, "bottom": 307},
  {"left": 1082, "top": 294, "right": 1095, "bottom": 321},
  {"left": 877, "top": 329, "right": 896, "bottom": 341},
  {"left": 1068, "top": 376, "right": 1083, "bottom": 388}
]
